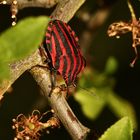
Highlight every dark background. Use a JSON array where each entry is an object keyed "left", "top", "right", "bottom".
[{"left": 0, "top": 0, "right": 140, "bottom": 139}]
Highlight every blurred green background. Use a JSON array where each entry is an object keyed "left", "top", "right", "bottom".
[{"left": 0, "top": 0, "right": 140, "bottom": 139}]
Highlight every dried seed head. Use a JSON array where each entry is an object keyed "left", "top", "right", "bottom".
[
  {"left": 107, "top": 19, "right": 140, "bottom": 67},
  {"left": 13, "top": 110, "right": 57, "bottom": 139},
  {"left": 107, "top": 21, "right": 131, "bottom": 37}
]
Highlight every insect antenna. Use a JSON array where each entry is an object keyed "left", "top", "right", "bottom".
[
  {"left": 73, "top": 78, "right": 98, "bottom": 98},
  {"left": 76, "top": 85, "right": 98, "bottom": 98}
]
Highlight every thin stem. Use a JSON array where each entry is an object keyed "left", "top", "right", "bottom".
[
  {"left": 0, "top": 0, "right": 58, "bottom": 9},
  {"left": 127, "top": 0, "right": 136, "bottom": 21},
  {"left": 0, "top": 50, "right": 42, "bottom": 98},
  {"left": 51, "top": 0, "right": 86, "bottom": 22}
]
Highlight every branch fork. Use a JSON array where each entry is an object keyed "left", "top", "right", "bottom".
[{"left": 0, "top": 0, "right": 90, "bottom": 139}]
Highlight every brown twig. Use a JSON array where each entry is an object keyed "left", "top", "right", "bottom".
[
  {"left": 30, "top": 67, "right": 90, "bottom": 140},
  {"left": 0, "top": 0, "right": 58, "bottom": 9},
  {"left": 51, "top": 0, "right": 86, "bottom": 22},
  {"left": 0, "top": 50, "right": 42, "bottom": 98}
]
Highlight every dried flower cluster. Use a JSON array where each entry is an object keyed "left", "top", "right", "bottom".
[
  {"left": 107, "top": 19, "right": 140, "bottom": 67},
  {"left": 12, "top": 110, "right": 60, "bottom": 140},
  {"left": 107, "top": 0, "right": 140, "bottom": 67}
]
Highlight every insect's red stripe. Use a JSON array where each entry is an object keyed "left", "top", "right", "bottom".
[
  {"left": 62, "top": 56, "right": 68, "bottom": 82},
  {"left": 48, "top": 35, "right": 57, "bottom": 66},
  {"left": 65, "top": 24, "right": 86, "bottom": 79},
  {"left": 63, "top": 23, "right": 83, "bottom": 84},
  {"left": 51, "top": 31, "right": 63, "bottom": 69},
  {"left": 58, "top": 55, "right": 65, "bottom": 76},
  {"left": 60, "top": 23, "right": 80, "bottom": 84},
  {"left": 71, "top": 30, "right": 79, "bottom": 42},
  {"left": 52, "top": 24, "right": 71, "bottom": 82},
  {"left": 46, "top": 22, "right": 67, "bottom": 78},
  {"left": 51, "top": 29, "right": 65, "bottom": 74},
  {"left": 62, "top": 22, "right": 83, "bottom": 81},
  {"left": 46, "top": 22, "right": 53, "bottom": 53},
  {"left": 66, "top": 25, "right": 79, "bottom": 45},
  {"left": 46, "top": 40, "right": 50, "bottom": 44},
  {"left": 54, "top": 21, "right": 75, "bottom": 84},
  {"left": 46, "top": 23, "right": 58, "bottom": 68},
  {"left": 46, "top": 33, "right": 51, "bottom": 38},
  {"left": 59, "top": 21, "right": 82, "bottom": 84},
  {"left": 47, "top": 26, "right": 52, "bottom": 31},
  {"left": 56, "top": 21, "right": 77, "bottom": 85}
]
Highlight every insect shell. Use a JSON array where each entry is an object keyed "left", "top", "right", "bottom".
[{"left": 42, "top": 20, "right": 86, "bottom": 86}]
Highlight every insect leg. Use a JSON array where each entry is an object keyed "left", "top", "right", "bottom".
[{"left": 48, "top": 68, "right": 58, "bottom": 96}]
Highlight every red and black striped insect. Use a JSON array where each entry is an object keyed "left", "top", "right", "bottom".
[{"left": 42, "top": 20, "right": 86, "bottom": 86}]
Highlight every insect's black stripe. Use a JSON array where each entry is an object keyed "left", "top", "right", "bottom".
[
  {"left": 75, "top": 54, "right": 86, "bottom": 81},
  {"left": 63, "top": 23, "right": 84, "bottom": 80},
  {"left": 59, "top": 21, "right": 79, "bottom": 56},
  {"left": 62, "top": 56, "right": 68, "bottom": 82},
  {"left": 58, "top": 21, "right": 81, "bottom": 83},
  {"left": 62, "top": 22, "right": 82, "bottom": 81},
  {"left": 55, "top": 21, "right": 74, "bottom": 85},
  {"left": 56, "top": 22, "right": 73, "bottom": 85},
  {"left": 73, "top": 55, "right": 83, "bottom": 81},
  {"left": 51, "top": 24, "right": 67, "bottom": 74},
  {"left": 57, "top": 21, "right": 79, "bottom": 84},
  {"left": 65, "top": 25, "right": 85, "bottom": 81},
  {"left": 51, "top": 30, "right": 62, "bottom": 70},
  {"left": 66, "top": 24, "right": 79, "bottom": 48},
  {"left": 42, "top": 36, "right": 54, "bottom": 68},
  {"left": 46, "top": 28, "right": 52, "bottom": 36},
  {"left": 46, "top": 22, "right": 53, "bottom": 52}
]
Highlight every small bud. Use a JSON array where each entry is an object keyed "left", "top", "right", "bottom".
[
  {"left": 0, "top": 0, "right": 7, "bottom": 4},
  {"left": 46, "top": 130, "right": 50, "bottom": 134},
  {"left": 12, "top": 125, "right": 16, "bottom": 129},
  {"left": 11, "top": 15, "right": 16, "bottom": 19},
  {"left": 14, "top": 137, "right": 18, "bottom": 140},
  {"left": 13, "top": 0, "right": 17, "bottom": 5},
  {"left": 25, "top": 136, "right": 30, "bottom": 140},
  {"left": 51, "top": 109, "right": 54, "bottom": 113},
  {"left": 116, "top": 36, "right": 120, "bottom": 39},
  {"left": 12, "top": 21, "right": 16, "bottom": 26},
  {"left": 12, "top": 118, "right": 16, "bottom": 122}
]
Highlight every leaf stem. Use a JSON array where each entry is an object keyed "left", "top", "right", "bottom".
[{"left": 127, "top": 0, "right": 136, "bottom": 21}]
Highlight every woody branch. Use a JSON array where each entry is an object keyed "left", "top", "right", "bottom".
[
  {"left": 0, "top": 0, "right": 58, "bottom": 8},
  {"left": 0, "top": 0, "right": 90, "bottom": 139}
]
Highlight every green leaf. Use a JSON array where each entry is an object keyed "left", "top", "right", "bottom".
[
  {"left": 0, "top": 16, "right": 50, "bottom": 82},
  {"left": 79, "top": 67, "right": 95, "bottom": 88},
  {"left": 0, "top": 16, "right": 50, "bottom": 63},
  {"left": 74, "top": 88, "right": 106, "bottom": 120},
  {"left": 107, "top": 93, "right": 137, "bottom": 130},
  {"left": 0, "top": 63, "right": 9, "bottom": 82},
  {"left": 99, "top": 117, "right": 133, "bottom": 140},
  {"left": 104, "top": 56, "right": 118, "bottom": 75}
]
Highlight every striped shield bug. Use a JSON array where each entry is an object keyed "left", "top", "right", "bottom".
[{"left": 41, "top": 20, "right": 86, "bottom": 87}]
